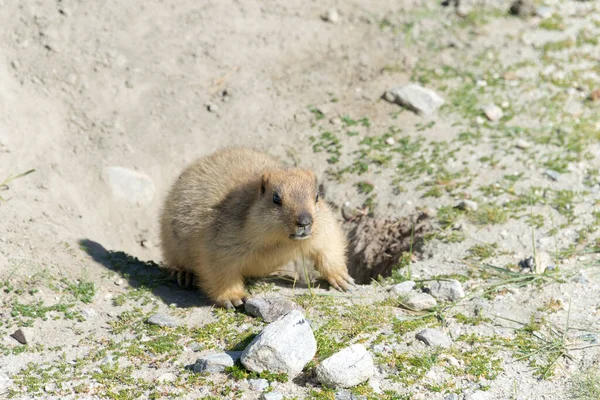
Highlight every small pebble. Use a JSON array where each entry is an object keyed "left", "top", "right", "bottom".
[
  {"left": 206, "top": 103, "right": 218, "bottom": 112},
  {"left": 535, "top": 6, "right": 553, "bottom": 19},
  {"left": 11, "top": 60, "right": 20, "bottom": 69},
  {"left": 457, "top": 199, "right": 478, "bottom": 211},
  {"left": 388, "top": 281, "right": 416, "bottom": 296},
  {"left": 157, "top": 372, "right": 177, "bottom": 383},
  {"left": 385, "top": 137, "right": 395, "bottom": 146},
  {"left": 515, "top": 140, "right": 532, "bottom": 149},
  {"left": 476, "top": 80, "right": 487, "bottom": 87},
  {"left": 114, "top": 278, "right": 124, "bottom": 286},
  {"left": 475, "top": 116, "right": 485, "bottom": 125},
  {"left": 500, "top": 101, "right": 510, "bottom": 108},
  {"left": 321, "top": 8, "right": 340, "bottom": 24},
  {"left": 482, "top": 104, "right": 503, "bottom": 121}
]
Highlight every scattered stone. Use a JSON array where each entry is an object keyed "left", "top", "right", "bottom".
[
  {"left": 10, "top": 329, "right": 27, "bottom": 345},
  {"left": 193, "top": 351, "right": 242, "bottom": 373},
  {"left": 403, "top": 293, "right": 437, "bottom": 311},
  {"left": 104, "top": 166, "right": 155, "bottom": 206},
  {"left": 416, "top": 328, "right": 452, "bottom": 348},
  {"left": 544, "top": 169, "right": 560, "bottom": 181},
  {"left": 206, "top": 103, "right": 219, "bottom": 112},
  {"left": 424, "top": 280, "right": 465, "bottom": 302},
  {"left": 515, "top": 139, "right": 532, "bottom": 149},
  {"left": 316, "top": 344, "right": 374, "bottom": 388},
  {"left": 241, "top": 310, "right": 317, "bottom": 377},
  {"left": 475, "top": 116, "right": 485, "bottom": 125},
  {"left": 535, "top": 6, "right": 553, "bottom": 19},
  {"left": 147, "top": 313, "right": 181, "bottom": 328},
  {"left": 262, "top": 393, "right": 284, "bottom": 400},
  {"left": 114, "top": 278, "right": 124, "bottom": 286},
  {"left": 10, "top": 59, "right": 19, "bottom": 69},
  {"left": 383, "top": 84, "right": 444, "bottom": 116},
  {"left": 335, "top": 390, "right": 367, "bottom": 400},
  {"left": 189, "top": 342, "right": 204, "bottom": 352},
  {"left": 457, "top": 199, "right": 478, "bottom": 211},
  {"left": 476, "top": 80, "right": 487, "bottom": 87},
  {"left": 482, "top": 104, "right": 503, "bottom": 121},
  {"left": 244, "top": 295, "right": 304, "bottom": 323},
  {"left": 157, "top": 372, "right": 176, "bottom": 383},
  {"left": 446, "top": 356, "right": 460, "bottom": 368},
  {"left": 500, "top": 101, "right": 510, "bottom": 109},
  {"left": 385, "top": 137, "right": 395, "bottom": 146},
  {"left": 248, "top": 378, "right": 269, "bottom": 391},
  {"left": 388, "top": 281, "right": 415, "bottom": 296},
  {"left": 579, "top": 333, "right": 598, "bottom": 344},
  {"left": 321, "top": 8, "right": 341, "bottom": 24},
  {"left": 509, "top": 0, "right": 535, "bottom": 17}
]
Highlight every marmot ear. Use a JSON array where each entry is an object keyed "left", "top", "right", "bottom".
[{"left": 260, "top": 172, "right": 270, "bottom": 196}]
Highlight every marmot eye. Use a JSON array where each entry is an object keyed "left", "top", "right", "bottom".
[{"left": 273, "top": 192, "right": 282, "bottom": 206}]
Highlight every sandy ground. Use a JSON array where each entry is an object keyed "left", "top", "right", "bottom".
[{"left": 2, "top": 0, "right": 600, "bottom": 399}]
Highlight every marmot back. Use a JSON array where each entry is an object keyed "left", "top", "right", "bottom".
[{"left": 159, "top": 146, "right": 354, "bottom": 309}]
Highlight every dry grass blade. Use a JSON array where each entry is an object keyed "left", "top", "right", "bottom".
[{"left": 0, "top": 169, "right": 35, "bottom": 202}]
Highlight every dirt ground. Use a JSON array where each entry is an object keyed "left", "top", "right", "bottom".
[{"left": 2, "top": 0, "right": 600, "bottom": 399}]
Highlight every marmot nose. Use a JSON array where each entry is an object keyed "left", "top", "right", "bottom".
[{"left": 296, "top": 212, "right": 313, "bottom": 227}]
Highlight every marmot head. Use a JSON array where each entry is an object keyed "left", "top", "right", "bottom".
[{"left": 257, "top": 168, "right": 322, "bottom": 241}]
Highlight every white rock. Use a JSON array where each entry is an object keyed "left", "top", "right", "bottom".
[
  {"left": 482, "top": 104, "right": 503, "bottom": 121},
  {"left": 322, "top": 8, "right": 340, "bottom": 24},
  {"left": 241, "top": 310, "right": 316, "bottom": 378},
  {"left": 316, "top": 344, "right": 374, "bottom": 388},
  {"left": 384, "top": 84, "right": 444, "bottom": 116},
  {"left": 157, "top": 372, "right": 177, "bottom": 382},
  {"left": 475, "top": 116, "right": 485, "bottom": 125},
  {"left": 248, "top": 378, "right": 269, "bottom": 391},
  {"left": 389, "top": 281, "right": 416, "bottom": 296},
  {"left": 403, "top": 293, "right": 437, "bottom": 311},
  {"left": 416, "top": 328, "right": 452, "bottom": 348},
  {"left": 194, "top": 352, "right": 242, "bottom": 373},
  {"left": 262, "top": 393, "right": 284, "bottom": 400},
  {"left": 457, "top": 200, "right": 478, "bottom": 211},
  {"left": 515, "top": 139, "right": 532, "bottom": 149},
  {"left": 467, "top": 391, "right": 491, "bottom": 400},
  {"left": 425, "top": 280, "right": 465, "bottom": 301},
  {"left": 104, "top": 166, "right": 155, "bottom": 206},
  {"left": 385, "top": 137, "right": 396, "bottom": 146}
]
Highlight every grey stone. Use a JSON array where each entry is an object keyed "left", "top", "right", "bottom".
[
  {"left": 482, "top": 104, "right": 503, "bottom": 121},
  {"left": 416, "top": 328, "right": 452, "bottom": 348},
  {"left": 316, "top": 344, "right": 374, "bottom": 388},
  {"left": 193, "top": 351, "right": 242, "bottom": 373},
  {"left": 10, "top": 328, "right": 27, "bottom": 344},
  {"left": 383, "top": 84, "right": 444, "bottom": 116},
  {"left": 104, "top": 166, "right": 155, "bottom": 206},
  {"left": 241, "top": 310, "right": 316, "bottom": 377},
  {"left": 80, "top": 308, "right": 97, "bottom": 319},
  {"left": 444, "top": 394, "right": 459, "bottom": 400},
  {"left": 262, "top": 393, "right": 284, "bottom": 400},
  {"left": 245, "top": 295, "right": 304, "bottom": 323},
  {"left": 248, "top": 378, "right": 269, "bottom": 391},
  {"left": 424, "top": 280, "right": 465, "bottom": 302},
  {"left": 457, "top": 200, "right": 478, "bottom": 211},
  {"left": 403, "top": 293, "right": 437, "bottom": 311},
  {"left": 544, "top": 169, "right": 560, "bottom": 181},
  {"left": 388, "top": 281, "right": 415, "bottom": 296},
  {"left": 147, "top": 313, "right": 181, "bottom": 328},
  {"left": 335, "top": 389, "right": 367, "bottom": 400},
  {"left": 515, "top": 139, "right": 532, "bottom": 149}
]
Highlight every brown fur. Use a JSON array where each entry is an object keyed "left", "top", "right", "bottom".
[{"left": 159, "top": 147, "right": 354, "bottom": 308}]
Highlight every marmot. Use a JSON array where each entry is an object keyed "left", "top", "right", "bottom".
[{"left": 159, "top": 147, "right": 355, "bottom": 309}]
